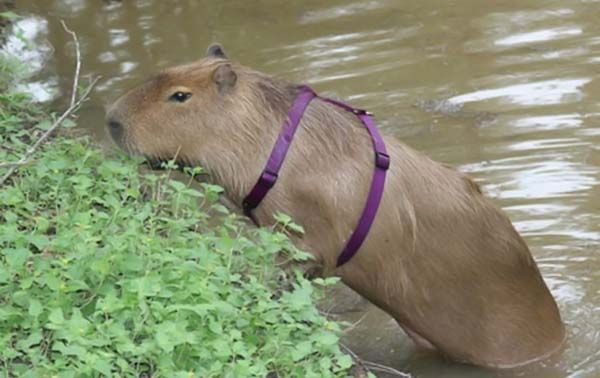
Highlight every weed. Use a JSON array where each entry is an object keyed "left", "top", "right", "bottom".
[{"left": 0, "top": 31, "right": 354, "bottom": 378}]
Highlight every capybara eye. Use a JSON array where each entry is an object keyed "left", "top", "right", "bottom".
[{"left": 169, "top": 91, "right": 192, "bottom": 103}]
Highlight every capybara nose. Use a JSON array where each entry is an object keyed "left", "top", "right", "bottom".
[{"left": 107, "top": 118, "right": 124, "bottom": 142}]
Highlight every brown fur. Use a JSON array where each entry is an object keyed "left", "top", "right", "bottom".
[{"left": 106, "top": 45, "right": 565, "bottom": 368}]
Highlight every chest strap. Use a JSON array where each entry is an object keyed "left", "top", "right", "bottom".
[{"left": 242, "top": 85, "right": 390, "bottom": 267}]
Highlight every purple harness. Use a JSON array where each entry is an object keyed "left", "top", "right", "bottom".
[{"left": 242, "top": 85, "right": 389, "bottom": 267}]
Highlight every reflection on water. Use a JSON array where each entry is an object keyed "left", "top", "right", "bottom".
[
  {"left": 494, "top": 27, "right": 583, "bottom": 47},
  {"left": 2, "top": 16, "right": 55, "bottom": 101},
  {"left": 447, "top": 78, "right": 589, "bottom": 106},
  {"left": 8, "top": 0, "right": 600, "bottom": 376}
]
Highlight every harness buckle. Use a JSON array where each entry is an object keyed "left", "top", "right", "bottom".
[
  {"left": 352, "top": 108, "right": 373, "bottom": 116},
  {"left": 242, "top": 169, "right": 278, "bottom": 215},
  {"left": 259, "top": 169, "right": 278, "bottom": 188},
  {"left": 375, "top": 151, "right": 390, "bottom": 170}
]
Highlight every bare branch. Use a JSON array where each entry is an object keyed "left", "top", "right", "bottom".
[
  {"left": 342, "top": 312, "right": 368, "bottom": 333},
  {"left": 0, "top": 161, "right": 30, "bottom": 169},
  {"left": 0, "top": 77, "right": 99, "bottom": 186},
  {"left": 340, "top": 343, "right": 412, "bottom": 378},
  {"left": 363, "top": 361, "right": 413, "bottom": 377},
  {"left": 339, "top": 343, "right": 370, "bottom": 377},
  {"left": 60, "top": 20, "right": 81, "bottom": 107},
  {"left": 0, "top": 21, "right": 100, "bottom": 187}
]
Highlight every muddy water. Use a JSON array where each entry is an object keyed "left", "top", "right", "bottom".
[{"left": 9, "top": 0, "right": 600, "bottom": 376}]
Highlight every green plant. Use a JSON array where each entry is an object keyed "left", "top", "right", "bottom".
[{"left": 0, "top": 59, "right": 353, "bottom": 377}]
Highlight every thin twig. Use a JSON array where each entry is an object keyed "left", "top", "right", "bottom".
[
  {"left": 340, "top": 343, "right": 412, "bottom": 378},
  {"left": 0, "top": 76, "right": 99, "bottom": 186},
  {"left": 60, "top": 20, "right": 80, "bottom": 108},
  {"left": 342, "top": 312, "right": 368, "bottom": 333},
  {"left": 340, "top": 343, "right": 369, "bottom": 377},
  {"left": 362, "top": 361, "right": 412, "bottom": 377},
  {"left": 0, "top": 161, "right": 30, "bottom": 169},
  {"left": 0, "top": 21, "right": 100, "bottom": 187},
  {"left": 1, "top": 144, "right": 19, "bottom": 153}
]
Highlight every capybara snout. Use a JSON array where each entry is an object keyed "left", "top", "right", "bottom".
[
  {"left": 107, "top": 44, "right": 565, "bottom": 369},
  {"left": 106, "top": 118, "right": 124, "bottom": 146}
]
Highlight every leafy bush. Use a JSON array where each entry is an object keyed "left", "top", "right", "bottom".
[{"left": 0, "top": 59, "right": 353, "bottom": 378}]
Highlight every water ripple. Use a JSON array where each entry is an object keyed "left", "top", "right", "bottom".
[
  {"left": 495, "top": 27, "right": 582, "bottom": 46},
  {"left": 448, "top": 78, "right": 590, "bottom": 106}
]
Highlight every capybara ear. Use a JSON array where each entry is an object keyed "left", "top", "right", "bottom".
[
  {"left": 207, "top": 43, "right": 227, "bottom": 59},
  {"left": 212, "top": 63, "right": 237, "bottom": 94}
]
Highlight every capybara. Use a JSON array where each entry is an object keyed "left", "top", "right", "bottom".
[{"left": 106, "top": 44, "right": 565, "bottom": 368}]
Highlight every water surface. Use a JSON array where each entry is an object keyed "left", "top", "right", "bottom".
[{"left": 9, "top": 0, "right": 600, "bottom": 376}]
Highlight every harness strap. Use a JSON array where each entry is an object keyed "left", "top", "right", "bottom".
[
  {"left": 242, "top": 85, "right": 390, "bottom": 267},
  {"left": 335, "top": 111, "right": 389, "bottom": 266},
  {"left": 242, "top": 86, "right": 316, "bottom": 216}
]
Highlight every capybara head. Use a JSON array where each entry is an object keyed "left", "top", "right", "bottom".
[{"left": 106, "top": 44, "right": 293, "bottom": 166}]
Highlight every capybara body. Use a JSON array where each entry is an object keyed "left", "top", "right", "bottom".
[{"left": 106, "top": 45, "right": 565, "bottom": 368}]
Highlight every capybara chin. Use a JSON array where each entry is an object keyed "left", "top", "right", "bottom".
[{"left": 106, "top": 44, "right": 565, "bottom": 368}]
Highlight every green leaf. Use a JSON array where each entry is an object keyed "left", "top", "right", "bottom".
[
  {"left": 61, "top": 118, "right": 77, "bottom": 128},
  {"left": 4, "top": 247, "right": 31, "bottom": 268},
  {"left": 0, "top": 11, "right": 18, "bottom": 20},
  {"left": 274, "top": 212, "right": 305, "bottom": 234},
  {"left": 16, "top": 330, "right": 42, "bottom": 351},
  {"left": 12, "top": 290, "right": 29, "bottom": 307},
  {"left": 40, "top": 273, "right": 61, "bottom": 291},
  {"left": 29, "top": 234, "right": 50, "bottom": 250},
  {"left": 66, "top": 308, "right": 91, "bottom": 337},
  {"left": 314, "top": 331, "right": 338, "bottom": 346},
  {"left": 155, "top": 321, "right": 187, "bottom": 353},
  {"left": 211, "top": 339, "right": 230, "bottom": 358},
  {"left": 0, "top": 266, "right": 10, "bottom": 283},
  {"left": 91, "top": 355, "right": 113, "bottom": 376},
  {"left": 208, "top": 319, "right": 223, "bottom": 335},
  {"left": 292, "top": 340, "right": 313, "bottom": 361},
  {"left": 337, "top": 354, "right": 353, "bottom": 369},
  {"left": 48, "top": 308, "right": 65, "bottom": 325},
  {"left": 169, "top": 180, "right": 186, "bottom": 191},
  {"left": 35, "top": 119, "right": 52, "bottom": 130},
  {"left": 55, "top": 342, "right": 87, "bottom": 358},
  {"left": 28, "top": 299, "right": 43, "bottom": 317}
]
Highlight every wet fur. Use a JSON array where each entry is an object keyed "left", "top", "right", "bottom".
[{"left": 106, "top": 48, "right": 565, "bottom": 368}]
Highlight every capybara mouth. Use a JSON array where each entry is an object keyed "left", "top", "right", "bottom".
[
  {"left": 107, "top": 119, "right": 124, "bottom": 143},
  {"left": 143, "top": 156, "right": 192, "bottom": 172},
  {"left": 105, "top": 117, "right": 186, "bottom": 171},
  {"left": 144, "top": 157, "right": 164, "bottom": 170},
  {"left": 105, "top": 117, "right": 134, "bottom": 155},
  {"left": 105, "top": 126, "right": 164, "bottom": 170}
]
